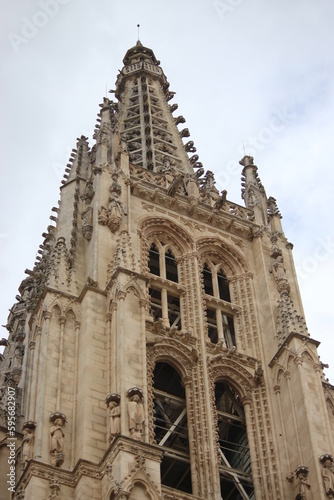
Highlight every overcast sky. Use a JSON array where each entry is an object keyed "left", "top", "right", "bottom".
[{"left": 1, "top": 0, "right": 333, "bottom": 381}]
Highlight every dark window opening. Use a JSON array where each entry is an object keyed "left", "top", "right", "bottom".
[
  {"left": 154, "top": 362, "right": 185, "bottom": 398},
  {"left": 215, "top": 382, "right": 254, "bottom": 499},
  {"left": 161, "top": 455, "right": 192, "bottom": 493},
  {"left": 149, "top": 288, "right": 162, "bottom": 321},
  {"left": 149, "top": 244, "right": 160, "bottom": 276},
  {"left": 207, "top": 307, "right": 218, "bottom": 344},
  {"left": 218, "top": 269, "right": 231, "bottom": 302},
  {"left": 203, "top": 264, "right": 214, "bottom": 295},
  {"left": 219, "top": 473, "right": 255, "bottom": 500},
  {"left": 165, "top": 249, "right": 178, "bottom": 282},
  {"left": 223, "top": 314, "right": 236, "bottom": 349},
  {"left": 168, "top": 294, "right": 181, "bottom": 330},
  {"left": 153, "top": 363, "right": 192, "bottom": 494}
]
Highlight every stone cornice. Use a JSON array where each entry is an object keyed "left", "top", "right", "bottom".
[
  {"left": 131, "top": 177, "right": 257, "bottom": 240},
  {"left": 16, "top": 435, "right": 163, "bottom": 491}
]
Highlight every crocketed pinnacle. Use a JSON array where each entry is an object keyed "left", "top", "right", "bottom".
[{"left": 112, "top": 41, "right": 201, "bottom": 174}]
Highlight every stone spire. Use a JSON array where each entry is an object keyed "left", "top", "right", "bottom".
[{"left": 110, "top": 41, "right": 200, "bottom": 174}]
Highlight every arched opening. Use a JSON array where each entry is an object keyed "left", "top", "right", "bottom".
[
  {"left": 153, "top": 362, "right": 192, "bottom": 494},
  {"left": 215, "top": 381, "right": 254, "bottom": 499}
]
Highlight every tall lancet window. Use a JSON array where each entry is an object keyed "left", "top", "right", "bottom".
[
  {"left": 215, "top": 381, "right": 254, "bottom": 499},
  {"left": 202, "top": 261, "right": 236, "bottom": 347},
  {"left": 153, "top": 362, "right": 192, "bottom": 494},
  {"left": 148, "top": 242, "right": 181, "bottom": 329}
]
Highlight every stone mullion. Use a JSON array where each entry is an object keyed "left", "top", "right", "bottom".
[
  {"left": 258, "top": 384, "right": 282, "bottom": 499},
  {"left": 244, "top": 274, "right": 261, "bottom": 358},
  {"left": 145, "top": 351, "right": 155, "bottom": 445},
  {"left": 252, "top": 388, "right": 270, "bottom": 498},
  {"left": 179, "top": 254, "right": 204, "bottom": 493},
  {"left": 243, "top": 395, "right": 264, "bottom": 499},
  {"left": 190, "top": 253, "right": 220, "bottom": 498},
  {"left": 183, "top": 375, "right": 200, "bottom": 497},
  {"left": 208, "top": 369, "right": 223, "bottom": 497},
  {"left": 230, "top": 276, "right": 247, "bottom": 351}
]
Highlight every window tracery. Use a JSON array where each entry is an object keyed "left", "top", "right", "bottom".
[
  {"left": 202, "top": 261, "right": 236, "bottom": 347},
  {"left": 148, "top": 242, "right": 181, "bottom": 330}
]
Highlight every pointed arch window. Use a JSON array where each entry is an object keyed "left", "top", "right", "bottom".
[
  {"left": 202, "top": 261, "right": 236, "bottom": 347},
  {"left": 215, "top": 381, "right": 254, "bottom": 499},
  {"left": 148, "top": 243, "right": 181, "bottom": 330},
  {"left": 153, "top": 362, "right": 192, "bottom": 494}
]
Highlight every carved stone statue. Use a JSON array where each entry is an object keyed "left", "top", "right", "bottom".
[
  {"left": 295, "top": 466, "right": 311, "bottom": 499},
  {"left": 321, "top": 455, "right": 334, "bottom": 497},
  {"left": 49, "top": 413, "right": 66, "bottom": 467},
  {"left": 22, "top": 422, "right": 36, "bottom": 468},
  {"left": 128, "top": 394, "right": 144, "bottom": 439},
  {"left": 272, "top": 255, "right": 290, "bottom": 294},
  {"left": 108, "top": 401, "right": 121, "bottom": 439}
]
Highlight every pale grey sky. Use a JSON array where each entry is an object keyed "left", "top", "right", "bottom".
[{"left": 1, "top": 0, "right": 334, "bottom": 380}]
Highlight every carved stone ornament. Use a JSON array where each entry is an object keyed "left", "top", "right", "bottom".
[
  {"left": 106, "top": 393, "right": 121, "bottom": 441},
  {"left": 320, "top": 454, "right": 334, "bottom": 497},
  {"left": 98, "top": 195, "right": 123, "bottom": 232},
  {"left": 295, "top": 465, "right": 311, "bottom": 500},
  {"left": 22, "top": 421, "right": 36, "bottom": 468},
  {"left": 49, "top": 412, "right": 67, "bottom": 467},
  {"left": 272, "top": 255, "right": 290, "bottom": 294},
  {"left": 126, "top": 388, "right": 144, "bottom": 441},
  {"left": 82, "top": 207, "right": 93, "bottom": 241}
]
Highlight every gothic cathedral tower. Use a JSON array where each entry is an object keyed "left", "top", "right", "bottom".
[{"left": 1, "top": 40, "right": 334, "bottom": 500}]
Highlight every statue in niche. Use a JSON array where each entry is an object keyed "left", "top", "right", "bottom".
[
  {"left": 320, "top": 455, "right": 334, "bottom": 497},
  {"left": 107, "top": 195, "right": 123, "bottom": 232},
  {"left": 49, "top": 413, "right": 66, "bottom": 467},
  {"left": 128, "top": 394, "right": 144, "bottom": 440},
  {"left": 108, "top": 401, "right": 121, "bottom": 439},
  {"left": 82, "top": 207, "right": 93, "bottom": 241},
  {"left": 22, "top": 422, "right": 36, "bottom": 468},
  {"left": 295, "top": 466, "right": 311, "bottom": 499},
  {"left": 12, "top": 346, "right": 24, "bottom": 369},
  {"left": 272, "top": 255, "right": 290, "bottom": 293}
]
